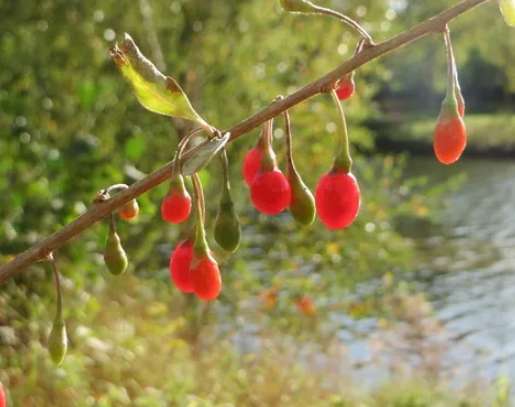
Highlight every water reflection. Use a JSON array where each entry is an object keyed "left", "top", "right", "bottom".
[{"left": 350, "top": 158, "right": 515, "bottom": 386}]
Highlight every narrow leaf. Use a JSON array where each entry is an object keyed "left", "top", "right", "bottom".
[
  {"left": 111, "top": 33, "right": 209, "bottom": 127},
  {"left": 181, "top": 133, "right": 230, "bottom": 176}
]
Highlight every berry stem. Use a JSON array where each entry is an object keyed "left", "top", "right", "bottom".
[
  {"left": 192, "top": 174, "right": 209, "bottom": 257},
  {"left": 442, "top": 27, "right": 459, "bottom": 112},
  {"left": 106, "top": 184, "right": 129, "bottom": 195},
  {"left": 330, "top": 90, "right": 352, "bottom": 173},
  {"left": 310, "top": 4, "right": 374, "bottom": 46},
  {"left": 282, "top": 107, "right": 297, "bottom": 172},
  {"left": 261, "top": 119, "right": 276, "bottom": 172},
  {"left": 47, "top": 253, "right": 63, "bottom": 323},
  {"left": 219, "top": 148, "right": 231, "bottom": 198},
  {"left": 444, "top": 28, "right": 464, "bottom": 112}
]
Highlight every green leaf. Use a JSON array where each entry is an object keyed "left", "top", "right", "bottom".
[
  {"left": 181, "top": 132, "right": 230, "bottom": 176},
  {"left": 111, "top": 33, "right": 210, "bottom": 128},
  {"left": 499, "top": 0, "right": 515, "bottom": 27}
]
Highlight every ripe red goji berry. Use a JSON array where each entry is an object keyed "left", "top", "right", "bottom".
[
  {"left": 169, "top": 239, "right": 194, "bottom": 293},
  {"left": 242, "top": 147, "right": 263, "bottom": 186},
  {"left": 161, "top": 175, "right": 192, "bottom": 224},
  {"left": 251, "top": 169, "right": 291, "bottom": 215},
  {"left": 315, "top": 90, "right": 360, "bottom": 230},
  {"left": 434, "top": 29, "right": 467, "bottom": 165},
  {"left": 316, "top": 171, "right": 360, "bottom": 230},
  {"left": 243, "top": 121, "right": 271, "bottom": 186},
  {"left": 189, "top": 174, "right": 222, "bottom": 301},
  {"left": 433, "top": 113, "right": 467, "bottom": 165},
  {"left": 249, "top": 119, "right": 291, "bottom": 215},
  {"left": 336, "top": 75, "right": 355, "bottom": 101},
  {"left": 0, "top": 381, "right": 6, "bottom": 407},
  {"left": 191, "top": 255, "right": 222, "bottom": 301}
]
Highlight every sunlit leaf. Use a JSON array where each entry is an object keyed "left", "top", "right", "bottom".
[
  {"left": 181, "top": 132, "right": 230, "bottom": 176},
  {"left": 111, "top": 33, "right": 210, "bottom": 128},
  {"left": 499, "top": 0, "right": 515, "bottom": 27}
]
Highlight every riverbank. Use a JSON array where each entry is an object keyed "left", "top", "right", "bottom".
[{"left": 371, "top": 113, "right": 515, "bottom": 157}]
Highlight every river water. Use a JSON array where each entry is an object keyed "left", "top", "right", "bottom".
[{"left": 343, "top": 158, "right": 515, "bottom": 388}]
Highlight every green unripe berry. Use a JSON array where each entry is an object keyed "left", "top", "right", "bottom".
[
  {"left": 289, "top": 169, "right": 316, "bottom": 226},
  {"left": 214, "top": 190, "right": 241, "bottom": 253},
  {"left": 104, "top": 228, "right": 128, "bottom": 275},
  {"left": 48, "top": 318, "right": 67, "bottom": 366}
]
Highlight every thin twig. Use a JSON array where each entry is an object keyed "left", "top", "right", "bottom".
[
  {"left": 0, "top": 0, "right": 490, "bottom": 283},
  {"left": 311, "top": 4, "right": 374, "bottom": 45}
]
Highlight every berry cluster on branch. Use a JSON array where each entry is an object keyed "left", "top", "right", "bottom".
[{"left": 0, "top": 0, "right": 512, "bottom": 373}]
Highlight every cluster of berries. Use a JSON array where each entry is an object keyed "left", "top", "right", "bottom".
[
  {"left": 243, "top": 86, "right": 360, "bottom": 230},
  {"left": 162, "top": 78, "right": 361, "bottom": 302}
]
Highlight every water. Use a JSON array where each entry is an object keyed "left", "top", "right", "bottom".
[
  {"left": 414, "top": 159, "right": 515, "bottom": 381},
  {"left": 230, "top": 157, "right": 515, "bottom": 389},
  {"left": 346, "top": 158, "right": 515, "bottom": 387}
]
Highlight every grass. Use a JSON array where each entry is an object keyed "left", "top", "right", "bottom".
[{"left": 1, "top": 275, "right": 508, "bottom": 406}]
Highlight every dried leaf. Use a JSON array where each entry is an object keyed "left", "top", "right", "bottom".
[{"left": 181, "top": 133, "right": 230, "bottom": 176}]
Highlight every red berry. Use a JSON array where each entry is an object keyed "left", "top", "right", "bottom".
[
  {"left": 336, "top": 77, "right": 355, "bottom": 101},
  {"left": 191, "top": 256, "right": 222, "bottom": 301},
  {"left": 161, "top": 190, "right": 192, "bottom": 224},
  {"left": 250, "top": 169, "right": 291, "bottom": 215},
  {"left": 315, "top": 171, "right": 361, "bottom": 230},
  {"left": 242, "top": 147, "right": 263, "bottom": 186},
  {"left": 433, "top": 115, "right": 467, "bottom": 165},
  {"left": 0, "top": 382, "right": 5, "bottom": 407},
  {"left": 169, "top": 240, "right": 194, "bottom": 293}
]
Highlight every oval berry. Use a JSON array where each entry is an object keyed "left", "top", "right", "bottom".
[
  {"left": 250, "top": 169, "right": 291, "bottom": 216},
  {"left": 48, "top": 319, "right": 68, "bottom": 366},
  {"left": 315, "top": 171, "right": 361, "bottom": 230},
  {"left": 336, "top": 77, "right": 355, "bottom": 101},
  {"left": 242, "top": 147, "right": 263, "bottom": 186},
  {"left": 191, "top": 256, "right": 222, "bottom": 301},
  {"left": 0, "top": 382, "right": 6, "bottom": 407},
  {"left": 289, "top": 170, "right": 316, "bottom": 226},
  {"left": 119, "top": 199, "right": 139, "bottom": 221},
  {"left": 169, "top": 240, "right": 194, "bottom": 293},
  {"left": 104, "top": 229, "right": 128, "bottom": 275},
  {"left": 433, "top": 115, "right": 467, "bottom": 165},
  {"left": 161, "top": 190, "right": 192, "bottom": 224}
]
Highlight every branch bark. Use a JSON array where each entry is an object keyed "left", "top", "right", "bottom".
[{"left": 0, "top": 0, "right": 490, "bottom": 284}]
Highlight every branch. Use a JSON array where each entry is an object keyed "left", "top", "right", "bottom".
[{"left": 0, "top": 0, "right": 490, "bottom": 284}]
